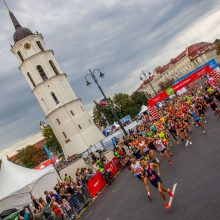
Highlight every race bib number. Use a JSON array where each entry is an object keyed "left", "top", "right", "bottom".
[{"left": 149, "top": 175, "right": 156, "bottom": 181}]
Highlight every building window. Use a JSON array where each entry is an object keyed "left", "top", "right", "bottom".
[
  {"left": 62, "top": 132, "right": 67, "bottom": 139},
  {"left": 78, "top": 125, "right": 82, "bottom": 129},
  {"left": 41, "top": 98, "right": 49, "bottom": 111},
  {"left": 70, "top": 110, "right": 75, "bottom": 116},
  {"left": 56, "top": 118, "right": 61, "bottom": 125},
  {"left": 49, "top": 60, "right": 59, "bottom": 75},
  {"left": 27, "top": 72, "right": 36, "bottom": 87},
  {"left": 36, "top": 41, "right": 44, "bottom": 51},
  {"left": 51, "top": 92, "right": 59, "bottom": 104},
  {"left": 36, "top": 65, "right": 48, "bottom": 81},
  {"left": 17, "top": 51, "right": 24, "bottom": 62},
  {"left": 81, "top": 106, "right": 84, "bottom": 111}
]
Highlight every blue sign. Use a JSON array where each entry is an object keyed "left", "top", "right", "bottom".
[
  {"left": 43, "top": 144, "right": 51, "bottom": 159},
  {"left": 172, "top": 59, "right": 219, "bottom": 85}
]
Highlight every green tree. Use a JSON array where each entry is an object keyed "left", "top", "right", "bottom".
[
  {"left": 214, "top": 39, "right": 220, "bottom": 55},
  {"left": 93, "top": 100, "right": 115, "bottom": 127},
  {"left": 16, "top": 145, "right": 47, "bottom": 168},
  {"left": 130, "top": 91, "right": 147, "bottom": 109},
  {"left": 113, "top": 93, "right": 139, "bottom": 118},
  {"left": 42, "top": 126, "right": 62, "bottom": 154}
]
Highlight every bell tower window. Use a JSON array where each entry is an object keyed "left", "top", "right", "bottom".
[
  {"left": 62, "top": 132, "right": 67, "bottom": 139},
  {"left": 36, "top": 65, "right": 48, "bottom": 81},
  {"left": 36, "top": 41, "right": 44, "bottom": 51},
  {"left": 17, "top": 51, "right": 24, "bottom": 62},
  {"left": 27, "top": 72, "right": 36, "bottom": 87},
  {"left": 49, "top": 60, "right": 59, "bottom": 75},
  {"left": 51, "top": 92, "right": 59, "bottom": 104}
]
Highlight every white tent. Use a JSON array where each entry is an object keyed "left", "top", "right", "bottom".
[
  {"left": 0, "top": 158, "right": 59, "bottom": 213},
  {"left": 138, "top": 105, "right": 149, "bottom": 115}
]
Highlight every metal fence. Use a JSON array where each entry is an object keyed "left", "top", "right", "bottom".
[
  {"left": 81, "top": 120, "right": 141, "bottom": 158},
  {"left": 42, "top": 185, "right": 91, "bottom": 220}
]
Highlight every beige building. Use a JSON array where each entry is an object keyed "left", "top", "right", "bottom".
[
  {"left": 9, "top": 11, "right": 104, "bottom": 158},
  {"left": 138, "top": 42, "right": 219, "bottom": 96}
]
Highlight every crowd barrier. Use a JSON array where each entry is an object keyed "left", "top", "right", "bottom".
[
  {"left": 86, "top": 158, "right": 120, "bottom": 198},
  {"left": 86, "top": 172, "right": 106, "bottom": 198},
  {"left": 104, "top": 160, "right": 118, "bottom": 176}
]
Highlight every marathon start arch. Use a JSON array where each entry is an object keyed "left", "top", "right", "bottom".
[{"left": 148, "top": 65, "right": 212, "bottom": 107}]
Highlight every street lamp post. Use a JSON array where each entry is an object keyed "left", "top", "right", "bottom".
[
  {"left": 139, "top": 70, "right": 157, "bottom": 96},
  {"left": 85, "top": 69, "right": 128, "bottom": 135}
]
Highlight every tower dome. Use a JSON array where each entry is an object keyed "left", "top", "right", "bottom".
[
  {"left": 9, "top": 11, "right": 33, "bottom": 43},
  {"left": 13, "top": 27, "right": 33, "bottom": 43}
]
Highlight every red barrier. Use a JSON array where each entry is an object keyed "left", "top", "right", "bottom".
[
  {"left": 86, "top": 172, "right": 106, "bottom": 198},
  {"left": 112, "top": 157, "right": 120, "bottom": 170},
  {"left": 104, "top": 160, "right": 118, "bottom": 176}
]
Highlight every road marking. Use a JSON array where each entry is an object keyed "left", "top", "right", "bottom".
[{"left": 168, "top": 183, "right": 177, "bottom": 207}]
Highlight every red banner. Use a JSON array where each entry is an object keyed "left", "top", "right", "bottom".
[
  {"left": 148, "top": 65, "right": 211, "bottom": 107},
  {"left": 172, "top": 65, "right": 211, "bottom": 92},
  {"left": 104, "top": 160, "right": 118, "bottom": 176},
  {"left": 86, "top": 172, "right": 106, "bottom": 198},
  {"left": 148, "top": 91, "right": 168, "bottom": 107}
]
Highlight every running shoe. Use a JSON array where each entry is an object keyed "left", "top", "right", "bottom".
[
  {"left": 167, "top": 189, "right": 174, "bottom": 197},
  {"left": 169, "top": 160, "right": 172, "bottom": 165},
  {"left": 165, "top": 202, "right": 170, "bottom": 209},
  {"left": 156, "top": 158, "right": 160, "bottom": 163},
  {"left": 203, "top": 131, "right": 206, "bottom": 134},
  {"left": 185, "top": 140, "right": 189, "bottom": 147},
  {"left": 189, "top": 141, "right": 192, "bottom": 145},
  {"left": 169, "top": 152, "right": 173, "bottom": 157},
  {"left": 205, "top": 120, "right": 207, "bottom": 123}
]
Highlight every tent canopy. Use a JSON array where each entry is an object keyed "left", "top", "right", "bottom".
[
  {"left": 138, "top": 105, "right": 148, "bottom": 115},
  {"left": 0, "top": 158, "right": 59, "bottom": 213}
]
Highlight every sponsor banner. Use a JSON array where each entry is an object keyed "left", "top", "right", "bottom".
[
  {"left": 148, "top": 91, "right": 168, "bottom": 107},
  {"left": 104, "top": 160, "right": 118, "bottom": 176},
  {"left": 172, "top": 59, "right": 219, "bottom": 85},
  {"left": 172, "top": 65, "right": 210, "bottom": 92},
  {"left": 148, "top": 65, "right": 211, "bottom": 107},
  {"left": 86, "top": 172, "right": 106, "bottom": 198}
]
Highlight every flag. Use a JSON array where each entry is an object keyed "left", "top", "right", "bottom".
[
  {"left": 149, "top": 106, "right": 158, "bottom": 119},
  {"left": 99, "top": 99, "right": 109, "bottom": 107}
]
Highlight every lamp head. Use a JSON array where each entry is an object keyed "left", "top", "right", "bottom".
[
  {"left": 99, "top": 72, "right": 105, "bottom": 78},
  {"left": 140, "top": 76, "right": 143, "bottom": 81},
  {"left": 86, "top": 80, "right": 91, "bottom": 86}
]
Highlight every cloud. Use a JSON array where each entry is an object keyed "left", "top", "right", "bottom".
[{"left": 0, "top": 0, "right": 219, "bottom": 150}]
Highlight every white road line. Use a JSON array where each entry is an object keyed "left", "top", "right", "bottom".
[{"left": 168, "top": 183, "right": 178, "bottom": 207}]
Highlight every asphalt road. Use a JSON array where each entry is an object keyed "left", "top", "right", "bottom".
[{"left": 80, "top": 109, "right": 220, "bottom": 220}]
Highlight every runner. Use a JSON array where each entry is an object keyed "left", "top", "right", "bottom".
[
  {"left": 140, "top": 158, "right": 173, "bottom": 209},
  {"left": 154, "top": 136, "right": 172, "bottom": 165},
  {"left": 129, "top": 157, "right": 143, "bottom": 180},
  {"left": 188, "top": 106, "right": 206, "bottom": 133},
  {"left": 206, "top": 95, "right": 220, "bottom": 117},
  {"left": 176, "top": 118, "right": 192, "bottom": 147}
]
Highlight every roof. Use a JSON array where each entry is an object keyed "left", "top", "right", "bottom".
[
  {"left": 154, "top": 41, "right": 214, "bottom": 74},
  {"left": 9, "top": 11, "right": 34, "bottom": 43},
  {"left": 137, "top": 76, "right": 154, "bottom": 91},
  {"left": 187, "top": 42, "right": 213, "bottom": 59}
]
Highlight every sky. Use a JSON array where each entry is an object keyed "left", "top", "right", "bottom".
[{"left": 0, "top": 0, "right": 220, "bottom": 151}]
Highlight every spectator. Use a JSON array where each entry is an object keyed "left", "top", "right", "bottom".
[{"left": 44, "top": 191, "right": 51, "bottom": 204}]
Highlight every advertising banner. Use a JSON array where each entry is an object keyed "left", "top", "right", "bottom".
[
  {"left": 86, "top": 172, "right": 106, "bottom": 198},
  {"left": 148, "top": 65, "right": 211, "bottom": 107},
  {"left": 104, "top": 160, "right": 118, "bottom": 176}
]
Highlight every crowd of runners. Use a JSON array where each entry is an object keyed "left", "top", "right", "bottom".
[
  {"left": 18, "top": 80, "right": 220, "bottom": 220},
  {"left": 113, "top": 80, "right": 220, "bottom": 209}
]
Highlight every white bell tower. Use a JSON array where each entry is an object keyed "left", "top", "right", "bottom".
[{"left": 8, "top": 10, "right": 104, "bottom": 157}]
